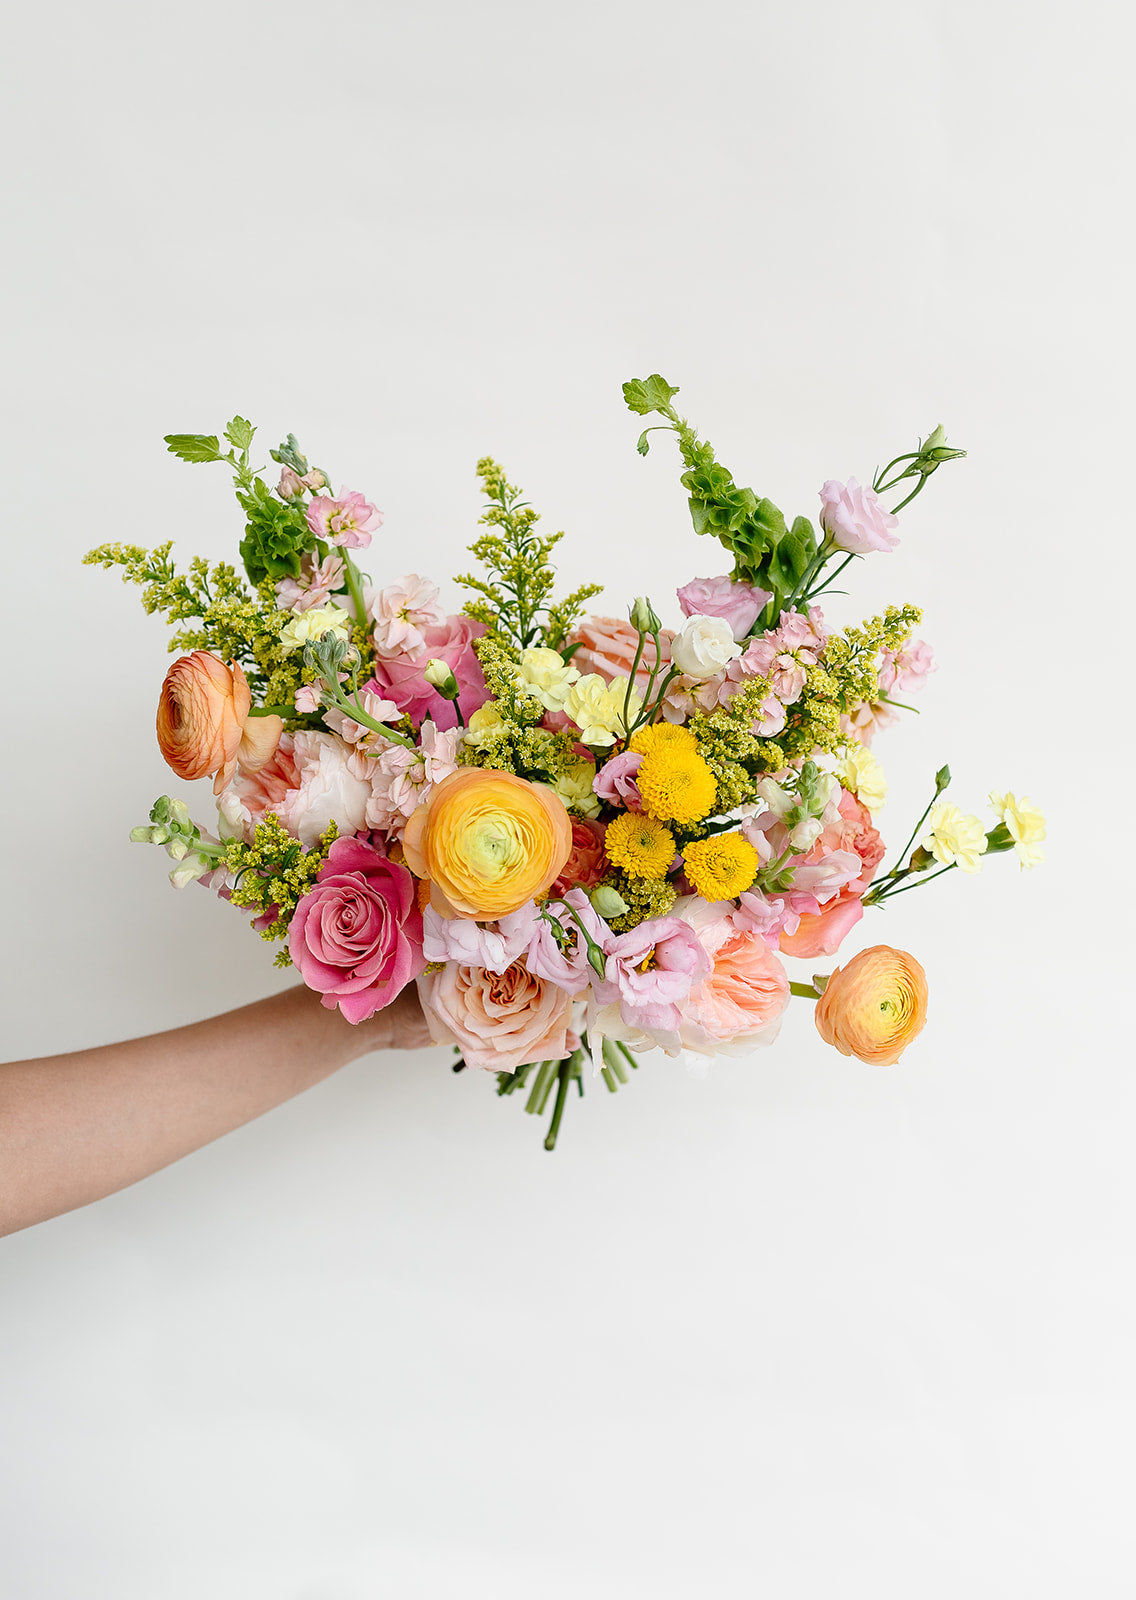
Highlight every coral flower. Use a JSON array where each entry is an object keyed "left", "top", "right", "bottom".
[
  {"left": 156, "top": 651, "right": 282, "bottom": 795},
  {"left": 814, "top": 945, "right": 929, "bottom": 1065},
  {"left": 402, "top": 767, "right": 572, "bottom": 919}
]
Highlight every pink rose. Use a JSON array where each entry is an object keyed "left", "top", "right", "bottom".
[
  {"left": 678, "top": 905, "right": 791, "bottom": 1055},
  {"left": 366, "top": 615, "right": 488, "bottom": 731},
  {"left": 306, "top": 490, "right": 383, "bottom": 551},
  {"left": 289, "top": 838, "right": 426, "bottom": 1023},
  {"left": 778, "top": 887, "right": 865, "bottom": 959},
  {"left": 818, "top": 477, "right": 899, "bottom": 555},
  {"left": 566, "top": 615, "right": 673, "bottom": 694},
  {"left": 550, "top": 818, "right": 607, "bottom": 897},
  {"left": 676, "top": 576, "right": 772, "bottom": 641},
  {"left": 418, "top": 960, "right": 575, "bottom": 1073}
]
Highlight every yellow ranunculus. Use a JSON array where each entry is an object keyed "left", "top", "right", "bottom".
[{"left": 402, "top": 767, "right": 573, "bottom": 919}]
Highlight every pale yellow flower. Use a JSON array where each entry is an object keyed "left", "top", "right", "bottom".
[
  {"left": 461, "top": 701, "right": 507, "bottom": 750},
  {"left": 551, "top": 756, "right": 601, "bottom": 819},
  {"left": 989, "top": 791, "right": 1046, "bottom": 869},
  {"left": 836, "top": 742, "right": 887, "bottom": 812},
  {"left": 564, "top": 674, "right": 642, "bottom": 746},
  {"left": 922, "top": 800, "right": 988, "bottom": 874},
  {"left": 278, "top": 603, "right": 353, "bottom": 653},
  {"left": 517, "top": 646, "right": 581, "bottom": 713}
]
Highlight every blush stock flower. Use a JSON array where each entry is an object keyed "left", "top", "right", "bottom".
[{"left": 306, "top": 489, "right": 383, "bottom": 550}]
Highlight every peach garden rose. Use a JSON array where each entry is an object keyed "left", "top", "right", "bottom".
[{"left": 418, "top": 959, "right": 575, "bottom": 1073}]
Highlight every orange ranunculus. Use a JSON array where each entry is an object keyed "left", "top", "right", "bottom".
[
  {"left": 814, "top": 944, "right": 929, "bottom": 1066},
  {"left": 156, "top": 651, "right": 283, "bottom": 795},
  {"left": 402, "top": 767, "right": 572, "bottom": 920}
]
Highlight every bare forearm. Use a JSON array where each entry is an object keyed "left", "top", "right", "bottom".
[{"left": 0, "top": 985, "right": 428, "bottom": 1236}]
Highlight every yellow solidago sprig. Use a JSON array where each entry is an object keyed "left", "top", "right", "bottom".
[
  {"left": 682, "top": 832, "right": 760, "bottom": 901},
  {"left": 459, "top": 639, "right": 583, "bottom": 788},
  {"left": 594, "top": 870, "right": 678, "bottom": 934},
  {"left": 223, "top": 815, "right": 341, "bottom": 961}
]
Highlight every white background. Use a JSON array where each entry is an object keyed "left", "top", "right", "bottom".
[{"left": 1, "top": 2, "right": 1131, "bottom": 1595}]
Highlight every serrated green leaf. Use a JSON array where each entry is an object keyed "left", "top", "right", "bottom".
[
  {"left": 164, "top": 433, "right": 222, "bottom": 465},
  {"left": 224, "top": 416, "right": 255, "bottom": 451},
  {"left": 622, "top": 374, "right": 679, "bottom": 417}
]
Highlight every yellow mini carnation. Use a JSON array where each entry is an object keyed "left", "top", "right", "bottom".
[
  {"left": 988, "top": 791, "right": 1045, "bottom": 869},
  {"left": 552, "top": 756, "right": 601, "bottom": 819},
  {"left": 922, "top": 801, "right": 988, "bottom": 874},
  {"left": 636, "top": 747, "right": 718, "bottom": 825},
  {"left": 603, "top": 812, "right": 676, "bottom": 879},
  {"left": 462, "top": 701, "right": 507, "bottom": 749},
  {"left": 682, "top": 833, "right": 760, "bottom": 900},
  {"left": 278, "top": 604, "right": 353, "bottom": 653},
  {"left": 517, "top": 646, "right": 580, "bottom": 713},
  {"left": 629, "top": 723, "right": 698, "bottom": 757},
  {"left": 836, "top": 742, "right": 887, "bottom": 812},
  {"left": 565, "top": 674, "right": 642, "bottom": 746}
]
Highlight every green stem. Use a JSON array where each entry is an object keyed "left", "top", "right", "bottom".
[
  {"left": 871, "top": 862, "right": 957, "bottom": 903},
  {"left": 341, "top": 553, "right": 368, "bottom": 630},
  {"left": 790, "top": 980, "right": 822, "bottom": 1000},
  {"left": 544, "top": 1059, "right": 573, "bottom": 1151},
  {"left": 803, "top": 553, "right": 856, "bottom": 604},
  {"left": 622, "top": 631, "right": 647, "bottom": 735},
  {"left": 248, "top": 704, "right": 294, "bottom": 717},
  {"left": 324, "top": 683, "right": 417, "bottom": 750}
]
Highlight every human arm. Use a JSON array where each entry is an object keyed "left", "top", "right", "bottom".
[{"left": 0, "top": 983, "right": 432, "bottom": 1237}]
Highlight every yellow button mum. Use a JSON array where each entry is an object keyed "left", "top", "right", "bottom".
[
  {"left": 402, "top": 767, "right": 572, "bottom": 919},
  {"left": 637, "top": 746, "right": 718, "bottom": 825},
  {"left": 629, "top": 723, "right": 697, "bottom": 757},
  {"left": 682, "top": 833, "right": 760, "bottom": 900},
  {"left": 603, "top": 812, "right": 676, "bottom": 879}
]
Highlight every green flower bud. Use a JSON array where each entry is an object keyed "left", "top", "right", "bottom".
[
  {"left": 129, "top": 825, "right": 156, "bottom": 844},
  {"left": 167, "top": 839, "right": 188, "bottom": 862},
  {"left": 590, "top": 884, "right": 630, "bottom": 919},
  {"left": 423, "top": 658, "right": 460, "bottom": 698},
  {"left": 629, "top": 596, "right": 662, "bottom": 634}
]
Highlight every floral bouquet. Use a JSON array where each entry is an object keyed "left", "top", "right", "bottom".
[{"left": 87, "top": 376, "right": 1044, "bottom": 1148}]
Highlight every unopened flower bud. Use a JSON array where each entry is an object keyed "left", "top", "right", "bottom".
[
  {"left": 629, "top": 596, "right": 662, "bottom": 634},
  {"left": 130, "top": 825, "right": 156, "bottom": 844},
  {"left": 915, "top": 425, "right": 966, "bottom": 473},
  {"left": 301, "top": 469, "right": 327, "bottom": 491},
  {"left": 423, "top": 658, "right": 460, "bottom": 699},
  {"left": 169, "top": 854, "right": 211, "bottom": 890},
  {"left": 168, "top": 798, "right": 191, "bottom": 828},
  {"left": 277, "top": 466, "right": 303, "bottom": 499},
  {"left": 590, "top": 884, "right": 630, "bottom": 919},
  {"left": 166, "top": 838, "right": 189, "bottom": 862},
  {"left": 586, "top": 942, "right": 608, "bottom": 978},
  {"left": 150, "top": 826, "right": 170, "bottom": 845}
]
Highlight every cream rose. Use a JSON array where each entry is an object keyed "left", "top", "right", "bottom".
[{"left": 670, "top": 614, "right": 743, "bottom": 681}]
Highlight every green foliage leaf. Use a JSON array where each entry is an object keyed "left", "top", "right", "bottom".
[
  {"left": 164, "top": 433, "right": 222, "bottom": 465},
  {"left": 622, "top": 375, "right": 679, "bottom": 416},
  {"left": 224, "top": 416, "right": 255, "bottom": 452}
]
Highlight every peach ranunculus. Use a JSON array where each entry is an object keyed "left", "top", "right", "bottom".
[
  {"left": 566, "top": 615, "right": 674, "bottom": 695},
  {"left": 156, "top": 651, "right": 282, "bottom": 795},
  {"left": 417, "top": 960, "right": 575, "bottom": 1073},
  {"left": 402, "top": 768, "right": 572, "bottom": 919},
  {"left": 677, "top": 901, "right": 791, "bottom": 1056},
  {"left": 814, "top": 945, "right": 928, "bottom": 1065}
]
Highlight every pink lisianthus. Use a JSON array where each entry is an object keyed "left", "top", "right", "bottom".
[
  {"left": 527, "top": 889, "right": 611, "bottom": 997},
  {"left": 368, "top": 574, "right": 447, "bottom": 658},
  {"left": 364, "top": 721, "right": 462, "bottom": 838},
  {"left": 421, "top": 900, "right": 541, "bottom": 975},
  {"left": 676, "top": 576, "right": 772, "bottom": 641},
  {"left": 594, "top": 916, "right": 710, "bottom": 1045},
  {"left": 878, "top": 637, "right": 936, "bottom": 695},
  {"left": 418, "top": 960, "right": 575, "bottom": 1073},
  {"left": 818, "top": 477, "right": 898, "bottom": 555},
  {"left": 366, "top": 615, "right": 488, "bottom": 731},
  {"left": 289, "top": 837, "right": 426, "bottom": 1023},
  {"left": 275, "top": 551, "right": 346, "bottom": 613},
  {"left": 593, "top": 749, "right": 644, "bottom": 810},
  {"left": 306, "top": 490, "right": 383, "bottom": 551},
  {"left": 566, "top": 615, "right": 673, "bottom": 695},
  {"left": 550, "top": 819, "right": 608, "bottom": 896},
  {"left": 674, "top": 899, "right": 791, "bottom": 1054},
  {"left": 778, "top": 886, "right": 865, "bottom": 958}
]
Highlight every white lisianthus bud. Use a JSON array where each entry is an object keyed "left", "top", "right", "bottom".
[
  {"left": 423, "top": 658, "right": 460, "bottom": 698},
  {"left": 589, "top": 884, "right": 630, "bottom": 919},
  {"left": 670, "top": 614, "right": 743, "bottom": 681},
  {"left": 628, "top": 596, "right": 662, "bottom": 634}
]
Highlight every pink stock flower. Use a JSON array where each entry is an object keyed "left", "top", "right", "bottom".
[
  {"left": 818, "top": 477, "right": 899, "bottom": 555},
  {"left": 566, "top": 615, "right": 673, "bottom": 694},
  {"left": 733, "top": 887, "right": 800, "bottom": 946},
  {"left": 840, "top": 702, "right": 899, "bottom": 746},
  {"left": 593, "top": 749, "right": 644, "bottom": 811},
  {"left": 878, "top": 638, "right": 936, "bottom": 695},
  {"left": 595, "top": 916, "right": 711, "bottom": 1041},
  {"left": 676, "top": 902, "right": 791, "bottom": 1055},
  {"left": 293, "top": 683, "right": 322, "bottom": 715},
  {"left": 527, "top": 889, "right": 610, "bottom": 997},
  {"left": 322, "top": 688, "right": 403, "bottom": 748},
  {"left": 418, "top": 960, "right": 575, "bottom": 1073},
  {"left": 421, "top": 900, "right": 540, "bottom": 975},
  {"left": 277, "top": 466, "right": 303, "bottom": 499},
  {"left": 551, "top": 818, "right": 607, "bottom": 897},
  {"left": 275, "top": 550, "right": 345, "bottom": 612},
  {"left": 368, "top": 574, "right": 447, "bottom": 658},
  {"left": 675, "top": 575, "right": 772, "bottom": 641},
  {"left": 364, "top": 722, "right": 462, "bottom": 837},
  {"left": 776, "top": 789, "right": 883, "bottom": 956},
  {"left": 289, "top": 838, "right": 425, "bottom": 1023},
  {"left": 366, "top": 615, "right": 488, "bottom": 731},
  {"left": 306, "top": 490, "right": 383, "bottom": 550}
]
